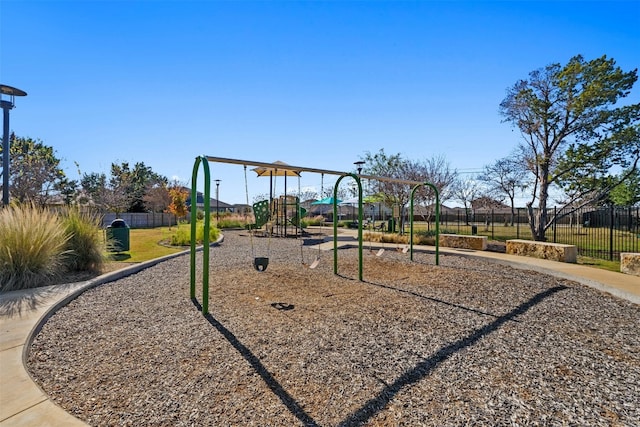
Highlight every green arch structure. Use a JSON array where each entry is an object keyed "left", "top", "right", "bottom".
[
  {"left": 190, "top": 156, "right": 212, "bottom": 314},
  {"left": 410, "top": 183, "right": 440, "bottom": 265},
  {"left": 190, "top": 155, "right": 440, "bottom": 315},
  {"left": 333, "top": 173, "right": 364, "bottom": 281}
]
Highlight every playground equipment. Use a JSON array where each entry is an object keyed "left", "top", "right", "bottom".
[
  {"left": 190, "top": 155, "right": 439, "bottom": 315},
  {"left": 251, "top": 161, "right": 302, "bottom": 238},
  {"left": 244, "top": 166, "right": 272, "bottom": 271}
]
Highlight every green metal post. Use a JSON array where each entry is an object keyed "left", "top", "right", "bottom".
[
  {"left": 333, "top": 174, "right": 363, "bottom": 281},
  {"left": 201, "top": 159, "right": 211, "bottom": 314},
  {"left": 189, "top": 156, "right": 212, "bottom": 315},
  {"left": 190, "top": 158, "right": 200, "bottom": 299}
]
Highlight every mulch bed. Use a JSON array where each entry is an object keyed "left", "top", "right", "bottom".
[{"left": 27, "top": 231, "right": 639, "bottom": 426}]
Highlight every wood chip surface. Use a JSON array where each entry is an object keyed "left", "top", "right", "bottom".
[{"left": 28, "top": 230, "right": 640, "bottom": 426}]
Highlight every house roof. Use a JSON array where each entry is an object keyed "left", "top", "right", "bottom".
[{"left": 185, "top": 190, "right": 234, "bottom": 209}]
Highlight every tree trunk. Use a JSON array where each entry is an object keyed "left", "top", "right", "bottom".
[
  {"left": 509, "top": 196, "right": 516, "bottom": 226},
  {"left": 532, "top": 166, "right": 550, "bottom": 241}
]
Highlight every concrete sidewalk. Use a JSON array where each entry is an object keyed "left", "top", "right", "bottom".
[{"left": 1, "top": 242, "right": 638, "bottom": 426}]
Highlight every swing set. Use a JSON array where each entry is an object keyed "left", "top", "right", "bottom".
[{"left": 190, "top": 155, "right": 440, "bottom": 315}]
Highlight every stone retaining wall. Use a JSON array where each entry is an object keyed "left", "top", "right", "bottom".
[
  {"left": 621, "top": 253, "right": 640, "bottom": 276},
  {"left": 506, "top": 239, "right": 577, "bottom": 263},
  {"left": 439, "top": 234, "right": 487, "bottom": 251}
]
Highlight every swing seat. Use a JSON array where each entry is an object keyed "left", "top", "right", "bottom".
[
  {"left": 309, "top": 257, "right": 320, "bottom": 269},
  {"left": 254, "top": 257, "right": 269, "bottom": 272}
]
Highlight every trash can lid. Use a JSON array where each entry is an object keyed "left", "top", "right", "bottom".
[{"left": 110, "top": 219, "right": 128, "bottom": 228}]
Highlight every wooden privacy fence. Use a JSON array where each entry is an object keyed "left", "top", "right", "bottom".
[{"left": 102, "top": 212, "right": 177, "bottom": 228}]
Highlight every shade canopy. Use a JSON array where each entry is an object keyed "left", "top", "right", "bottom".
[
  {"left": 0, "top": 84, "right": 27, "bottom": 97},
  {"left": 340, "top": 196, "right": 382, "bottom": 205},
  {"left": 312, "top": 196, "right": 342, "bottom": 205},
  {"left": 252, "top": 160, "right": 301, "bottom": 177}
]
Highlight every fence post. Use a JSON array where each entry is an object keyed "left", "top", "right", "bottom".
[
  {"left": 516, "top": 208, "right": 520, "bottom": 239},
  {"left": 491, "top": 209, "right": 494, "bottom": 240},
  {"left": 609, "top": 205, "right": 614, "bottom": 261},
  {"left": 553, "top": 207, "right": 557, "bottom": 243}
]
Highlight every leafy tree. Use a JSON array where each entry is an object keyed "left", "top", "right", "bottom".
[
  {"left": 500, "top": 55, "right": 639, "bottom": 241},
  {"left": 168, "top": 184, "right": 188, "bottom": 219},
  {"left": 55, "top": 176, "right": 79, "bottom": 206},
  {"left": 109, "top": 161, "right": 168, "bottom": 212},
  {"left": 479, "top": 156, "right": 528, "bottom": 225},
  {"left": 0, "top": 133, "right": 66, "bottom": 205},
  {"left": 79, "top": 171, "right": 130, "bottom": 215},
  {"left": 79, "top": 172, "right": 107, "bottom": 206},
  {"left": 609, "top": 168, "right": 640, "bottom": 206}
]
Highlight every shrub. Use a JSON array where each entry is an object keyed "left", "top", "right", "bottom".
[
  {"left": 61, "top": 208, "right": 105, "bottom": 272},
  {"left": 170, "top": 221, "right": 220, "bottom": 246},
  {"left": 0, "top": 204, "right": 71, "bottom": 291},
  {"left": 217, "top": 214, "right": 247, "bottom": 229},
  {"left": 305, "top": 215, "right": 326, "bottom": 226}
]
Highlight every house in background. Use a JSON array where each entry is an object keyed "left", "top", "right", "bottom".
[{"left": 186, "top": 190, "right": 234, "bottom": 214}]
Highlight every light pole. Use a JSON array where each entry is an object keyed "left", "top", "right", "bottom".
[
  {"left": 353, "top": 161, "right": 365, "bottom": 221},
  {"left": 215, "top": 179, "right": 221, "bottom": 222},
  {"left": 1, "top": 84, "right": 27, "bottom": 206}
]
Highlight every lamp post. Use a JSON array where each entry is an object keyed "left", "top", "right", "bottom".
[
  {"left": 1, "top": 84, "right": 27, "bottom": 206},
  {"left": 354, "top": 160, "right": 365, "bottom": 175},
  {"left": 215, "top": 179, "right": 221, "bottom": 222}
]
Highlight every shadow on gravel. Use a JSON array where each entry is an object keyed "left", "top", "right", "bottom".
[
  {"left": 191, "top": 283, "right": 566, "bottom": 427},
  {"left": 338, "top": 285, "right": 568, "bottom": 427},
  {"left": 192, "top": 298, "right": 320, "bottom": 427},
  {"left": 363, "top": 280, "right": 520, "bottom": 321}
]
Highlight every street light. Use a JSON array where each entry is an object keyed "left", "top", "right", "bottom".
[
  {"left": 354, "top": 160, "right": 365, "bottom": 175},
  {"left": 215, "top": 179, "right": 221, "bottom": 221},
  {"left": 1, "top": 84, "right": 27, "bottom": 206}
]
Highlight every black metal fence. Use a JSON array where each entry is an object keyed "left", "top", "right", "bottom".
[{"left": 417, "top": 206, "right": 639, "bottom": 261}]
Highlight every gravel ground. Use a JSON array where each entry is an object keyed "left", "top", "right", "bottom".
[{"left": 28, "top": 230, "right": 640, "bottom": 426}]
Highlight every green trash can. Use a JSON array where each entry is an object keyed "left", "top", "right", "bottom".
[
  {"left": 106, "top": 219, "right": 130, "bottom": 252},
  {"left": 388, "top": 218, "right": 396, "bottom": 233}
]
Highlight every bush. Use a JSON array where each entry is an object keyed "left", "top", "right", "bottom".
[
  {"left": 170, "top": 221, "right": 220, "bottom": 246},
  {"left": 61, "top": 208, "right": 105, "bottom": 272},
  {"left": 0, "top": 204, "right": 71, "bottom": 291},
  {"left": 217, "top": 214, "right": 247, "bottom": 229},
  {"left": 412, "top": 228, "right": 457, "bottom": 245},
  {"left": 305, "top": 215, "right": 326, "bottom": 226}
]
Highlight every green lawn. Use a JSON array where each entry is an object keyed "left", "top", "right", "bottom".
[{"left": 107, "top": 227, "right": 184, "bottom": 263}]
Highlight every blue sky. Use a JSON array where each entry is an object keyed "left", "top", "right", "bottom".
[{"left": 2, "top": 1, "right": 639, "bottom": 205}]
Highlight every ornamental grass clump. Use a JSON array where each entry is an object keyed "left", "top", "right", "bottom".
[
  {"left": 0, "top": 204, "right": 71, "bottom": 291},
  {"left": 216, "top": 213, "right": 247, "bottom": 229},
  {"left": 170, "top": 221, "right": 220, "bottom": 246},
  {"left": 61, "top": 208, "right": 105, "bottom": 272}
]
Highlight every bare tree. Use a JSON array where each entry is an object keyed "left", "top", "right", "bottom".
[
  {"left": 359, "top": 150, "right": 457, "bottom": 231},
  {"left": 408, "top": 155, "right": 457, "bottom": 225},
  {"left": 452, "top": 177, "right": 483, "bottom": 225},
  {"left": 143, "top": 183, "right": 171, "bottom": 213},
  {"left": 479, "top": 155, "right": 527, "bottom": 225}
]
